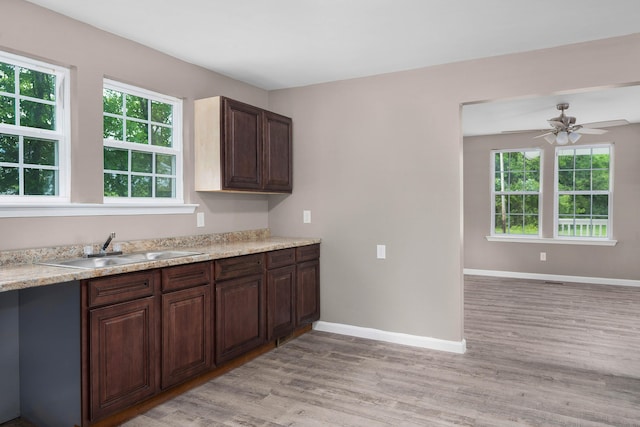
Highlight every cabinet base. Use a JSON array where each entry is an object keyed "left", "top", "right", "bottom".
[{"left": 86, "top": 324, "right": 312, "bottom": 427}]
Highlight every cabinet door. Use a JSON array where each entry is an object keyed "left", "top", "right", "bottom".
[
  {"left": 263, "top": 111, "right": 292, "bottom": 193},
  {"left": 161, "top": 285, "right": 212, "bottom": 389},
  {"left": 296, "top": 260, "right": 320, "bottom": 326},
  {"left": 89, "top": 297, "right": 158, "bottom": 421},
  {"left": 267, "top": 265, "right": 296, "bottom": 341},
  {"left": 222, "top": 98, "right": 262, "bottom": 190},
  {"left": 215, "top": 274, "right": 265, "bottom": 364}
]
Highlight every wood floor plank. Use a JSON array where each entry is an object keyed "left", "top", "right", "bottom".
[{"left": 122, "top": 277, "right": 640, "bottom": 427}]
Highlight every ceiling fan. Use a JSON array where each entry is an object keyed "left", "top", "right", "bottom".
[{"left": 535, "top": 103, "right": 608, "bottom": 145}]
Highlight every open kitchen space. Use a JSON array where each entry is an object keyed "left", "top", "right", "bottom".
[{"left": 3, "top": 1, "right": 640, "bottom": 426}]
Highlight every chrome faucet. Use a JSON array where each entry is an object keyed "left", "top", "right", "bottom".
[{"left": 87, "top": 232, "right": 123, "bottom": 257}]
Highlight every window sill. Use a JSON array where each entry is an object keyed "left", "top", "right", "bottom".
[
  {"left": 485, "top": 236, "right": 617, "bottom": 246},
  {"left": 0, "top": 203, "right": 198, "bottom": 218}
]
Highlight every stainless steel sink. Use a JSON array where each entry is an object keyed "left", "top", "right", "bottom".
[{"left": 40, "top": 250, "right": 203, "bottom": 270}]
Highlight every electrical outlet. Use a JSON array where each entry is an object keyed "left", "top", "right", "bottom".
[
  {"left": 303, "top": 210, "right": 311, "bottom": 224},
  {"left": 540, "top": 252, "right": 546, "bottom": 261},
  {"left": 377, "top": 244, "right": 386, "bottom": 259},
  {"left": 196, "top": 212, "right": 205, "bottom": 227}
]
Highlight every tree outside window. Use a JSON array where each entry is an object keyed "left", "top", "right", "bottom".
[
  {"left": 491, "top": 149, "right": 541, "bottom": 236},
  {"left": 0, "top": 52, "right": 69, "bottom": 198},
  {"left": 103, "top": 80, "right": 182, "bottom": 201},
  {"left": 556, "top": 145, "right": 612, "bottom": 238}
]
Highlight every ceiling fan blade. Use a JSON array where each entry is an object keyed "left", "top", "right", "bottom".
[
  {"left": 576, "top": 127, "right": 608, "bottom": 135},
  {"left": 581, "top": 119, "right": 629, "bottom": 128},
  {"left": 501, "top": 129, "right": 547, "bottom": 134},
  {"left": 534, "top": 132, "right": 554, "bottom": 139}
]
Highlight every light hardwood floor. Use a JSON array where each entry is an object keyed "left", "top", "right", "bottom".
[{"left": 122, "top": 276, "right": 640, "bottom": 426}]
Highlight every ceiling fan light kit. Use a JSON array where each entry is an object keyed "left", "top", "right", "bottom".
[{"left": 537, "top": 103, "right": 605, "bottom": 145}]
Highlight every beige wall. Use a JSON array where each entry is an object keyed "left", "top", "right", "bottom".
[
  {"left": 1, "top": 0, "right": 270, "bottom": 251},
  {"left": 464, "top": 125, "right": 640, "bottom": 280},
  {"left": 268, "top": 34, "right": 640, "bottom": 341}
]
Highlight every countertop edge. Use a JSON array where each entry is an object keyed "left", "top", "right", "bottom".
[{"left": 0, "top": 237, "right": 321, "bottom": 293}]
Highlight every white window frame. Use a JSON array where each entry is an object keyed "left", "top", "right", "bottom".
[
  {"left": 0, "top": 50, "right": 70, "bottom": 203},
  {"left": 103, "top": 79, "right": 183, "bottom": 204},
  {"left": 490, "top": 148, "right": 543, "bottom": 238},
  {"left": 553, "top": 143, "right": 614, "bottom": 241}
]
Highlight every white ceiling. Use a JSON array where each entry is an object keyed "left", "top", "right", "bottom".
[{"left": 23, "top": 0, "right": 640, "bottom": 134}]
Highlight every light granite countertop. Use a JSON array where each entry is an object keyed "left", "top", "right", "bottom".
[{"left": 0, "top": 235, "right": 320, "bottom": 293}]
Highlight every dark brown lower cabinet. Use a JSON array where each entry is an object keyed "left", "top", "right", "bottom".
[
  {"left": 89, "top": 297, "right": 158, "bottom": 421},
  {"left": 215, "top": 274, "right": 266, "bottom": 364},
  {"left": 82, "top": 247, "right": 318, "bottom": 426},
  {"left": 267, "top": 265, "right": 296, "bottom": 340},
  {"left": 296, "top": 258, "right": 320, "bottom": 326},
  {"left": 161, "top": 284, "right": 212, "bottom": 389}
]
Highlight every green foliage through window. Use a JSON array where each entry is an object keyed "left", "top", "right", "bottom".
[
  {"left": 0, "top": 52, "right": 65, "bottom": 198},
  {"left": 556, "top": 146, "right": 611, "bottom": 238},
  {"left": 102, "top": 80, "right": 180, "bottom": 200},
  {"left": 492, "top": 149, "right": 541, "bottom": 236}
]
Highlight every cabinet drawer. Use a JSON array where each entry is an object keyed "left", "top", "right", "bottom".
[
  {"left": 214, "top": 253, "right": 264, "bottom": 281},
  {"left": 296, "top": 244, "right": 320, "bottom": 262},
  {"left": 162, "top": 261, "right": 212, "bottom": 292},
  {"left": 87, "top": 270, "right": 158, "bottom": 308},
  {"left": 266, "top": 248, "right": 295, "bottom": 269}
]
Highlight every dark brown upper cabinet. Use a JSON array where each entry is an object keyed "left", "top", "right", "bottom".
[{"left": 195, "top": 96, "right": 292, "bottom": 193}]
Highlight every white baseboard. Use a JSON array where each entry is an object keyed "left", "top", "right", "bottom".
[
  {"left": 464, "top": 268, "right": 640, "bottom": 288},
  {"left": 312, "top": 321, "right": 466, "bottom": 354}
]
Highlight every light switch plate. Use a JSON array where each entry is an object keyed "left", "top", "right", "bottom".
[
  {"left": 377, "top": 244, "right": 386, "bottom": 259},
  {"left": 303, "top": 210, "right": 311, "bottom": 223}
]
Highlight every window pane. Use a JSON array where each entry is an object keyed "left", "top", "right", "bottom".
[
  {"left": 151, "top": 101, "right": 172, "bottom": 124},
  {"left": 131, "top": 175, "right": 152, "bottom": 197},
  {"left": 0, "top": 96, "right": 16, "bottom": 125},
  {"left": 575, "top": 194, "right": 591, "bottom": 216},
  {"left": 19, "top": 68, "right": 55, "bottom": 101},
  {"left": 103, "top": 88, "right": 123, "bottom": 115},
  {"left": 523, "top": 215, "right": 538, "bottom": 235},
  {"left": 574, "top": 170, "right": 591, "bottom": 191},
  {"left": 156, "top": 154, "right": 175, "bottom": 175},
  {"left": 494, "top": 172, "right": 503, "bottom": 192},
  {"left": 592, "top": 195, "right": 608, "bottom": 216},
  {"left": 574, "top": 148, "right": 591, "bottom": 169},
  {"left": 132, "top": 151, "right": 152, "bottom": 173},
  {"left": 125, "top": 94, "right": 148, "bottom": 120},
  {"left": 0, "top": 166, "right": 19, "bottom": 195},
  {"left": 0, "top": 134, "right": 19, "bottom": 163},
  {"left": 126, "top": 120, "right": 148, "bottom": 144},
  {"left": 592, "top": 170, "right": 609, "bottom": 191},
  {"left": 558, "top": 194, "right": 574, "bottom": 215},
  {"left": 508, "top": 171, "right": 524, "bottom": 191},
  {"left": 557, "top": 216, "right": 573, "bottom": 236},
  {"left": 524, "top": 151, "right": 540, "bottom": 170},
  {"left": 155, "top": 177, "right": 174, "bottom": 198},
  {"left": 0, "top": 63, "right": 15, "bottom": 93},
  {"left": 592, "top": 150, "right": 610, "bottom": 169},
  {"left": 24, "top": 138, "right": 57, "bottom": 166},
  {"left": 524, "top": 195, "right": 538, "bottom": 214},
  {"left": 557, "top": 150, "right": 574, "bottom": 169},
  {"left": 104, "top": 147, "right": 128, "bottom": 171},
  {"left": 104, "top": 173, "right": 128, "bottom": 197},
  {"left": 24, "top": 168, "right": 56, "bottom": 195},
  {"left": 508, "top": 194, "right": 523, "bottom": 214},
  {"left": 103, "top": 116, "right": 123, "bottom": 140},
  {"left": 20, "top": 99, "right": 55, "bottom": 130},
  {"left": 557, "top": 170, "right": 573, "bottom": 191},
  {"left": 151, "top": 125, "right": 172, "bottom": 147},
  {"left": 524, "top": 171, "right": 539, "bottom": 191},
  {"left": 592, "top": 216, "right": 608, "bottom": 238}
]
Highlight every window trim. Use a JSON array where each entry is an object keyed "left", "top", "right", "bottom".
[
  {"left": 0, "top": 50, "right": 71, "bottom": 203},
  {"left": 553, "top": 143, "right": 614, "bottom": 241},
  {"left": 102, "top": 79, "right": 184, "bottom": 203},
  {"left": 490, "top": 148, "right": 543, "bottom": 238}
]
